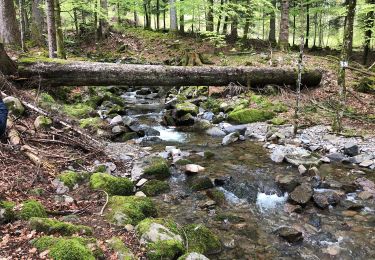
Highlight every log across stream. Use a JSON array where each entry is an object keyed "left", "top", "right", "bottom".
[{"left": 17, "top": 60, "right": 323, "bottom": 87}]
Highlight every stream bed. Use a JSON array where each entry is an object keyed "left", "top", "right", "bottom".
[{"left": 108, "top": 88, "right": 375, "bottom": 259}]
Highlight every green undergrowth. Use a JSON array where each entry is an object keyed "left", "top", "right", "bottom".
[
  {"left": 19, "top": 200, "right": 47, "bottom": 220},
  {"left": 29, "top": 217, "right": 92, "bottom": 235}
]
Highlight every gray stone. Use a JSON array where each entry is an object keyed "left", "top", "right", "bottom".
[
  {"left": 284, "top": 154, "right": 321, "bottom": 167},
  {"left": 344, "top": 142, "right": 359, "bottom": 156},
  {"left": 206, "top": 127, "right": 226, "bottom": 137},
  {"left": 276, "top": 227, "right": 303, "bottom": 243},
  {"left": 289, "top": 183, "right": 313, "bottom": 205},
  {"left": 222, "top": 132, "right": 240, "bottom": 146},
  {"left": 359, "top": 159, "right": 374, "bottom": 168},
  {"left": 270, "top": 149, "right": 285, "bottom": 163},
  {"left": 109, "top": 115, "right": 123, "bottom": 126},
  {"left": 326, "top": 153, "right": 345, "bottom": 162},
  {"left": 183, "top": 252, "right": 209, "bottom": 260},
  {"left": 222, "top": 124, "right": 247, "bottom": 135},
  {"left": 275, "top": 175, "right": 299, "bottom": 192},
  {"left": 112, "top": 125, "right": 127, "bottom": 134},
  {"left": 34, "top": 115, "right": 52, "bottom": 130},
  {"left": 202, "top": 112, "right": 214, "bottom": 121},
  {"left": 139, "top": 222, "right": 183, "bottom": 244},
  {"left": 298, "top": 165, "right": 307, "bottom": 175},
  {"left": 3, "top": 96, "right": 25, "bottom": 116}
]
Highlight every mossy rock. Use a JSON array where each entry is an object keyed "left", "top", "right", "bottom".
[
  {"left": 38, "top": 93, "right": 58, "bottom": 111},
  {"left": 63, "top": 103, "right": 94, "bottom": 118},
  {"left": 34, "top": 115, "right": 52, "bottom": 130},
  {"left": 228, "top": 108, "right": 275, "bottom": 124},
  {"left": 29, "top": 217, "right": 92, "bottom": 235},
  {"left": 32, "top": 236, "right": 96, "bottom": 260},
  {"left": 206, "top": 189, "right": 225, "bottom": 205},
  {"left": 141, "top": 180, "right": 170, "bottom": 196},
  {"left": 90, "top": 173, "right": 134, "bottom": 196},
  {"left": 106, "top": 196, "right": 157, "bottom": 225},
  {"left": 178, "top": 252, "right": 209, "bottom": 260},
  {"left": 79, "top": 117, "right": 104, "bottom": 129},
  {"left": 183, "top": 224, "right": 221, "bottom": 255},
  {"left": 0, "top": 201, "right": 16, "bottom": 224},
  {"left": 176, "top": 102, "right": 199, "bottom": 117},
  {"left": 143, "top": 157, "right": 171, "bottom": 179},
  {"left": 271, "top": 117, "right": 287, "bottom": 125},
  {"left": 58, "top": 170, "right": 88, "bottom": 190},
  {"left": 107, "top": 237, "right": 136, "bottom": 260},
  {"left": 267, "top": 102, "right": 288, "bottom": 113},
  {"left": 3, "top": 96, "right": 25, "bottom": 116},
  {"left": 189, "top": 176, "right": 214, "bottom": 191},
  {"left": 204, "top": 151, "right": 215, "bottom": 159},
  {"left": 19, "top": 200, "right": 47, "bottom": 220},
  {"left": 136, "top": 218, "right": 185, "bottom": 260},
  {"left": 121, "top": 132, "right": 139, "bottom": 141},
  {"left": 214, "top": 213, "right": 245, "bottom": 223}
]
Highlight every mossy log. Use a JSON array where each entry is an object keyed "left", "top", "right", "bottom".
[{"left": 17, "top": 60, "right": 323, "bottom": 87}]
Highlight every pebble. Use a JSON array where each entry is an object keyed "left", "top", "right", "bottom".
[
  {"left": 135, "top": 191, "right": 147, "bottom": 197},
  {"left": 136, "top": 178, "right": 148, "bottom": 187}
]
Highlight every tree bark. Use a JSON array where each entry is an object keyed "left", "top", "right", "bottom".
[
  {"left": 179, "top": 0, "right": 184, "bottom": 33},
  {"left": 345, "top": 0, "right": 356, "bottom": 57},
  {"left": 304, "top": 3, "right": 309, "bottom": 48},
  {"left": 18, "top": 61, "right": 322, "bottom": 87},
  {"left": 0, "top": 0, "right": 21, "bottom": 45},
  {"left": 363, "top": 0, "right": 374, "bottom": 64},
  {"left": 206, "top": 0, "right": 214, "bottom": 31},
  {"left": 0, "top": 43, "right": 17, "bottom": 75},
  {"left": 170, "top": 0, "right": 178, "bottom": 31},
  {"left": 278, "top": 0, "right": 289, "bottom": 50},
  {"left": 55, "top": 0, "right": 66, "bottom": 59},
  {"left": 268, "top": 0, "right": 276, "bottom": 43},
  {"left": 46, "top": 0, "right": 57, "bottom": 58},
  {"left": 216, "top": 0, "right": 224, "bottom": 34}
]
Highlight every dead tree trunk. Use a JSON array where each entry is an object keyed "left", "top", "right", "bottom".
[
  {"left": 0, "top": 43, "right": 17, "bottom": 75},
  {"left": 17, "top": 61, "right": 323, "bottom": 87}
]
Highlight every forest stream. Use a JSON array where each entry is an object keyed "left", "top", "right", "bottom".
[{"left": 103, "top": 88, "right": 375, "bottom": 259}]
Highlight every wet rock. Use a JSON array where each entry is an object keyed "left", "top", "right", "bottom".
[
  {"left": 344, "top": 142, "right": 359, "bottom": 156},
  {"left": 176, "top": 113, "right": 195, "bottom": 126},
  {"left": 320, "top": 157, "right": 331, "bottom": 163},
  {"left": 213, "top": 177, "right": 228, "bottom": 186},
  {"left": 340, "top": 200, "right": 364, "bottom": 211},
  {"left": 275, "top": 175, "right": 299, "bottom": 193},
  {"left": 358, "top": 191, "right": 373, "bottom": 200},
  {"left": 198, "top": 200, "right": 216, "bottom": 209},
  {"left": 139, "top": 136, "right": 163, "bottom": 146},
  {"left": 324, "top": 245, "right": 341, "bottom": 256},
  {"left": 109, "top": 115, "right": 123, "bottom": 126},
  {"left": 308, "top": 213, "right": 322, "bottom": 229},
  {"left": 206, "top": 127, "right": 226, "bottom": 137},
  {"left": 276, "top": 227, "right": 303, "bottom": 243},
  {"left": 359, "top": 159, "right": 374, "bottom": 168},
  {"left": 270, "top": 149, "right": 285, "bottom": 163},
  {"left": 298, "top": 165, "right": 307, "bottom": 175},
  {"left": 308, "top": 166, "right": 320, "bottom": 176},
  {"left": 189, "top": 176, "right": 214, "bottom": 191},
  {"left": 342, "top": 210, "right": 358, "bottom": 217},
  {"left": 176, "top": 102, "right": 199, "bottom": 117},
  {"left": 355, "top": 177, "right": 375, "bottom": 193},
  {"left": 341, "top": 183, "right": 358, "bottom": 193},
  {"left": 284, "top": 203, "right": 302, "bottom": 214},
  {"left": 136, "top": 88, "right": 152, "bottom": 95},
  {"left": 284, "top": 154, "right": 321, "bottom": 167},
  {"left": 179, "top": 252, "right": 209, "bottom": 260},
  {"left": 122, "top": 116, "right": 137, "bottom": 127},
  {"left": 145, "top": 93, "right": 159, "bottom": 99},
  {"left": 202, "top": 111, "right": 214, "bottom": 121},
  {"left": 194, "top": 119, "right": 211, "bottom": 131},
  {"left": 222, "top": 124, "right": 247, "bottom": 135},
  {"left": 326, "top": 152, "right": 345, "bottom": 162},
  {"left": 212, "top": 112, "right": 226, "bottom": 124},
  {"left": 221, "top": 132, "right": 240, "bottom": 146},
  {"left": 313, "top": 193, "right": 329, "bottom": 209},
  {"left": 313, "top": 190, "right": 342, "bottom": 208},
  {"left": 112, "top": 125, "right": 127, "bottom": 134},
  {"left": 184, "top": 164, "right": 205, "bottom": 174},
  {"left": 320, "top": 179, "right": 344, "bottom": 190},
  {"left": 289, "top": 183, "right": 313, "bottom": 205},
  {"left": 352, "top": 154, "right": 372, "bottom": 164}
]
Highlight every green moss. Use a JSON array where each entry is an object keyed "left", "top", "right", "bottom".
[
  {"left": 29, "top": 217, "right": 92, "bottom": 235},
  {"left": 147, "top": 239, "right": 185, "bottom": 260},
  {"left": 202, "top": 98, "right": 221, "bottom": 113},
  {"left": 271, "top": 117, "right": 287, "bottom": 125},
  {"left": 106, "top": 196, "right": 157, "bottom": 225},
  {"left": 58, "top": 171, "right": 88, "bottom": 190},
  {"left": 34, "top": 116, "right": 52, "bottom": 129},
  {"left": 175, "top": 159, "right": 193, "bottom": 166},
  {"left": 183, "top": 224, "right": 221, "bottom": 255},
  {"left": 176, "top": 102, "right": 199, "bottom": 116},
  {"left": 19, "top": 57, "right": 69, "bottom": 64},
  {"left": 141, "top": 180, "right": 170, "bottom": 196},
  {"left": 93, "top": 164, "right": 107, "bottom": 173},
  {"left": 136, "top": 218, "right": 182, "bottom": 236},
  {"left": 79, "top": 117, "right": 104, "bottom": 129},
  {"left": 206, "top": 189, "right": 225, "bottom": 205},
  {"left": 189, "top": 177, "right": 214, "bottom": 191},
  {"left": 63, "top": 103, "right": 94, "bottom": 118},
  {"left": 107, "top": 237, "right": 135, "bottom": 260},
  {"left": 33, "top": 236, "right": 96, "bottom": 260},
  {"left": 228, "top": 108, "right": 275, "bottom": 124},
  {"left": 0, "top": 201, "right": 16, "bottom": 224},
  {"left": 121, "top": 132, "right": 139, "bottom": 141},
  {"left": 143, "top": 157, "right": 171, "bottom": 179},
  {"left": 204, "top": 151, "right": 215, "bottom": 159},
  {"left": 38, "top": 93, "right": 58, "bottom": 110},
  {"left": 268, "top": 102, "right": 288, "bottom": 113},
  {"left": 90, "top": 173, "right": 134, "bottom": 196},
  {"left": 19, "top": 200, "right": 47, "bottom": 220}
]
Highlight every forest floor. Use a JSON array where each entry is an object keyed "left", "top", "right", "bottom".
[{"left": 1, "top": 27, "right": 374, "bottom": 258}]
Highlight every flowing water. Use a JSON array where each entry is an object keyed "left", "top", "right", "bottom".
[{"left": 119, "top": 90, "right": 375, "bottom": 259}]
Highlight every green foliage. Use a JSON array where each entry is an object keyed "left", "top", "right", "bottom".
[
  {"left": 183, "top": 224, "right": 221, "bottom": 254},
  {"left": 204, "top": 150, "right": 215, "bottom": 159},
  {"left": 189, "top": 177, "right": 214, "bottom": 191},
  {"left": 143, "top": 157, "right": 171, "bottom": 179},
  {"left": 106, "top": 196, "right": 157, "bottom": 225},
  {"left": 228, "top": 108, "right": 275, "bottom": 124},
  {"left": 90, "top": 173, "right": 134, "bottom": 196},
  {"left": 200, "top": 31, "right": 227, "bottom": 49},
  {"left": 29, "top": 217, "right": 93, "bottom": 235},
  {"left": 355, "top": 77, "right": 375, "bottom": 94},
  {"left": 175, "top": 159, "right": 193, "bottom": 166},
  {"left": 38, "top": 93, "right": 57, "bottom": 111},
  {"left": 141, "top": 180, "right": 170, "bottom": 196},
  {"left": 19, "top": 200, "right": 47, "bottom": 220}
]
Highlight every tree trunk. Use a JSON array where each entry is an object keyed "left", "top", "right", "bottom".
[
  {"left": 0, "top": 43, "right": 17, "bottom": 75},
  {"left": 0, "top": 0, "right": 21, "bottom": 45},
  {"left": 46, "top": 0, "right": 57, "bottom": 58},
  {"left": 216, "top": 0, "right": 224, "bottom": 34},
  {"left": 292, "top": 0, "right": 296, "bottom": 46},
  {"left": 18, "top": 61, "right": 323, "bottom": 87},
  {"left": 144, "top": 0, "right": 151, "bottom": 29},
  {"left": 98, "top": 0, "right": 109, "bottom": 39},
  {"left": 179, "top": 0, "right": 184, "bottom": 33},
  {"left": 73, "top": 8, "right": 79, "bottom": 36},
  {"left": 345, "top": 0, "right": 356, "bottom": 57},
  {"left": 55, "top": 0, "right": 65, "bottom": 59},
  {"left": 31, "top": 0, "right": 44, "bottom": 45},
  {"left": 268, "top": 0, "right": 276, "bottom": 43},
  {"left": 156, "top": 0, "right": 160, "bottom": 30},
  {"left": 18, "top": 0, "right": 26, "bottom": 51},
  {"left": 206, "top": 0, "right": 214, "bottom": 31},
  {"left": 278, "top": 0, "right": 289, "bottom": 50},
  {"left": 305, "top": 3, "right": 309, "bottom": 48},
  {"left": 170, "top": 0, "right": 178, "bottom": 31},
  {"left": 313, "top": 7, "right": 317, "bottom": 47},
  {"left": 363, "top": 0, "right": 374, "bottom": 64}
]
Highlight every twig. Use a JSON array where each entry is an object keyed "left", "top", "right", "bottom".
[{"left": 97, "top": 190, "right": 109, "bottom": 216}]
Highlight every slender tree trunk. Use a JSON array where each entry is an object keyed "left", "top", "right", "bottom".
[
  {"left": 305, "top": 3, "right": 309, "bottom": 48},
  {"left": 170, "top": 0, "right": 178, "bottom": 31},
  {"left": 318, "top": 11, "right": 323, "bottom": 47},
  {"left": 94, "top": 0, "right": 99, "bottom": 38},
  {"left": 46, "top": 0, "right": 57, "bottom": 58},
  {"left": 73, "top": 8, "right": 79, "bottom": 36},
  {"left": 18, "top": 0, "right": 26, "bottom": 51},
  {"left": 98, "top": 0, "right": 109, "bottom": 39},
  {"left": 55, "top": 0, "right": 66, "bottom": 59},
  {"left": 0, "top": 0, "right": 21, "bottom": 45},
  {"left": 363, "top": 0, "right": 375, "bottom": 64},
  {"left": 269, "top": 0, "right": 276, "bottom": 43},
  {"left": 179, "top": 0, "right": 184, "bottom": 33},
  {"left": 292, "top": 0, "right": 296, "bottom": 45},
  {"left": 216, "top": 0, "right": 224, "bottom": 34},
  {"left": 336, "top": 0, "right": 356, "bottom": 132},
  {"left": 313, "top": 7, "right": 317, "bottom": 47},
  {"left": 156, "top": 0, "right": 160, "bottom": 30},
  {"left": 144, "top": 0, "right": 151, "bottom": 29},
  {"left": 163, "top": 0, "right": 166, "bottom": 30},
  {"left": 134, "top": 11, "right": 138, "bottom": 27},
  {"left": 31, "top": 0, "right": 44, "bottom": 45},
  {"left": 206, "top": 0, "right": 214, "bottom": 31},
  {"left": 278, "top": 0, "right": 289, "bottom": 50},
  {"left": 223, "top": 15, "right": 229, "bottom": 35}
]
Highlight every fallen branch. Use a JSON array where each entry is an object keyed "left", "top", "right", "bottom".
[{"left": 96, "top": 190, "right": 109, "bottom": 216}]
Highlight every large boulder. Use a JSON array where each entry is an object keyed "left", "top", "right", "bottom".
[{"left": 343, "top": 142, "right": 359, "bottom": 157}]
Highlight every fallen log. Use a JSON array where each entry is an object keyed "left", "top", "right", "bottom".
[{"left": 17, "top": 60, "right": 323, "bottom": 87}]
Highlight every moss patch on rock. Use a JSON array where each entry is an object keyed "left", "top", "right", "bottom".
[
  {"left": 58, "top": 170, "right": 88, "bottom": 190},
  {"left": 206, "top": 189, "right": 225, "bottom": 205},
  {"left": 183, "top": 224, "right": 221, "bottom": 255},
  {"left": 63, "top": 103, "right": 94, "bottom": 118},
  {"left": 175, "top": 159, "right": 193, "bottom": 166},
  {"left": 176, "top": 102, "right": 199, "bottom": 117},
  {"left": 147, "top": 239, "right": 185, "bottom": 260},
  {"left": 106, "top": 196, "right": 157, "bottom": 225},
  {"left": 32, "top": 236, "right": 96, "bottom": 260},
  {"left": 189, "top": 176, "right": 214, "bottom": 191},
  {"left": 228, "top": 108, "right": 275, "bottom": 124},
  {"left": 0, "top": 201, "right": 16, "bottom": 224},
  {"left": 107, "top": 237, "right": 135, "bottom": 260},
  {"left": 38, "top": 92, "right": 58, "bottom": 111},
  {"left": 19, "top": 200, "right": 47, "bottom": 220},
  {"left": 79, "top": 117, "right": 104, "bottom": 129},
  {"left": 121, "top": 132, "right": 139, "bottom": 141},
  {"left": 143, "top": 157, "right": 171, "bottom": 179},
  {"left": 271, "top": 117, "right": 286, "bottom": 125},
  {"left": 29, "top": 217, "right": 92, "bottom": 235},
  {"left": 90, "top": 173, "right": 134, "bottom": 196},
  {"left": 141, "top": 180, "right": 170, "bottom": 196},
  {"left": 204, "top": 151, "right": 215, "bottom": 159}
]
